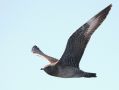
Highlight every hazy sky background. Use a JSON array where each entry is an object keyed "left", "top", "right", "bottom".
[{"left": 0, "top": 0, "right": 119, "bottom": 90}]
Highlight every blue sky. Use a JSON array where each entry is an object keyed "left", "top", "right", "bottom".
[{"left": 0, "top": 0, "right": 119, "bottom": 90}]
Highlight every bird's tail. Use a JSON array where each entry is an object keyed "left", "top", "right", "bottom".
[
  {"left": 83, "top": 72, "right": 97, "bottom": 78},
  {"left": 79, "top": 70, "right": 97, "bottom": 78}
]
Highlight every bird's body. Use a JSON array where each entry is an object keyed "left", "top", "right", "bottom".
[
  {"left": 55, "top": 65, "right": 95, "bottom": 78},
  {"left": 32, "top": 4, "right": 112, "bottom": 78},
  {"left": 40, "top": 62, "right": 96, "bottom": 78}
]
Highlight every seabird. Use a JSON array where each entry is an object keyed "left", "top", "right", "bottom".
[{"left": 32, "top": 4, "right": 112, "bottom": 78}]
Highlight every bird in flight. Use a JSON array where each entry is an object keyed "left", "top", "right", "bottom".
[{"left": 32, "top": 4, "right": 112, "bottom": 78}]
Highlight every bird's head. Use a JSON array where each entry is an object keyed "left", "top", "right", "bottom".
[{"left": 41, "top": 65, "right": 58, "bottom": 76}]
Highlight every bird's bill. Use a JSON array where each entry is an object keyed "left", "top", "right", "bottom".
[{"left": 40, "top": 68, "right": 44, "bottom": 70}]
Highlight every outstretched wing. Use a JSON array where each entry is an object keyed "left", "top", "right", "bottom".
[
  {"left": 58, "top": 4, "right": 112, "bottom": 67},
  {"left": 32, "top": 45, "right": 58, "bottom": 63}
]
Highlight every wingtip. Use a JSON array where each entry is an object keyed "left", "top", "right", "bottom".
[
  {"left": 108, "top": 3, "right": 112, "bottom": 9},
  {"left": 95, "top": 4, "right": 112, "bottom": 19},
  {"left": 105, "top": 3, "right": 112, "bottom": 10},
  {"left": 109, "top": 4, "right": 112, "bottom": 7},
  {"left": 104, "top": 4, "right": 112, "bottom": 11},
  {"left": 32, "top": 45, "right": 43, "bottom": 54}
]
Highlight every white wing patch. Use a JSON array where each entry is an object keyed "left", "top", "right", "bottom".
[{"left": 84, "top": 16, "right": 100, "bottom": 37}]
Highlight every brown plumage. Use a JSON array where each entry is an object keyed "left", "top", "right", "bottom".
[{"left": 32, "top": 4, "right": 112, "bottom": 78}]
